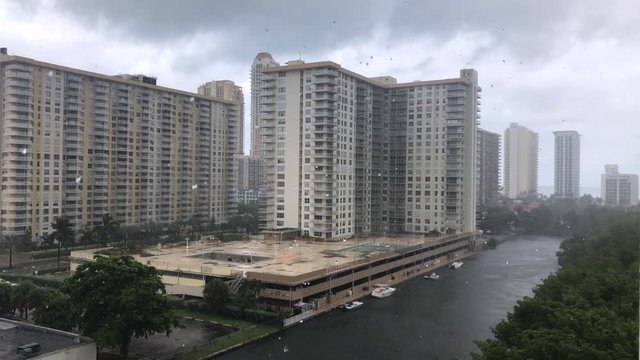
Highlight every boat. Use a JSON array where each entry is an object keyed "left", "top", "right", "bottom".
[
  {"left": 424, "top": 272, "right": 440, "bottom": 280},
  {"left": 342, "top": 301, "right": 364, "bottom": 311},
  {"left": 449, "top": 261, "right": 463, "bottom": 270},
  {"left": 371, "top": 284, "right": 396, "bottom": 298}
]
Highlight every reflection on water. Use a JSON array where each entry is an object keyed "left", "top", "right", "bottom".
[{"left": 219, "top": 235, "right": 561, "bottom": 360}]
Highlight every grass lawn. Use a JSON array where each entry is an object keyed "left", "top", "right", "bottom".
[{"left": 173, "top": 309, "right": 280, "bottom": 360}]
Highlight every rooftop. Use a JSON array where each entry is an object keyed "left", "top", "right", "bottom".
[
  {"left": 72, "top": 233, "right": 472, "bottom": 284},
  {"left": 0, "top": 318, "right": 94, "bottom": 360}
]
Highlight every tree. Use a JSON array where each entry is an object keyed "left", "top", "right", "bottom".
[
  {"left": 235, "top": 279, "right": 264, "bottom": 310},
  {"left": 203, "top": 279, "right": 229, "bottom": 314},
  {"left": 61, "top": 255, "right": 178, "bottom": 359},
  {"left": 51, "top": 216, "right": 75, "bottom": 249},
  {"left": 97, "top": 214, "right": 120, "bottom": 245},
  {"left": 10, "top": 281, "right": 44, "bottom": 321},
  {"left": 79, "top": 224, "right": 94, "bottom": 249},
  {"left": 33, "top": 291, "right": 75, "bottom": 331},
  {"left": 0, "top": 284, "right": 12, "bottom": 315},
  {"left": 472, "top": 214, "right": 639, "bottom": 360}
]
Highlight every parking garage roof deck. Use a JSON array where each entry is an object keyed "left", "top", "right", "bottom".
[{"left": 71, "top": 233, "right": 475, "bottom": 285}]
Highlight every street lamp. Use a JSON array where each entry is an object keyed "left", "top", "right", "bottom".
[{"left": 53, "top": 239, "right": 61, "bottom": 269}]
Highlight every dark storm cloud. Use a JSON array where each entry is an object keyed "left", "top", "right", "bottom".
[
  {"left": 38, "top": 0, "right": 386, "bottom": 61},
  {"left": 13, "top": 0, "right": 632, "bottom": 71}
]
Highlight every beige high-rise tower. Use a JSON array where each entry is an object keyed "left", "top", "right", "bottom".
[
  {"left": 0, "top": 50, "right": 238, "bottom": 239},
  {"left": 504, "top": 123, "right": 538, "bottom": 199},
  {"left": 250, "top": 53, "right": 279, "bottom": 157},
  {"left": 257, "top": 59, "right": 480, "bottom": 239}
]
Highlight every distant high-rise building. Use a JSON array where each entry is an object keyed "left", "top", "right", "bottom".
[
  {"left": 0, "top": 50, "right": 239, "bottom": 239},
  {"left": 477, "top": 129, "right": 501, "bottom": 207},
  {"left": 601, "top": 165, "right": 639, "bottom": 206},
  {"left": 250, "top": 53, "right": 279, "bottom": 157},
  {"left": 553, "top": 130, "right": 580, "bottom": 198},
  {"left": 198, "top": 80, "right": 244, "bottom": 155},
  {"left": 257, "top": 59, "right": 480, "bottom": 239},
  {"left": 504, "top": 123, "right": 538, "bottom": 199},
  {"left": 236, "top": 156, "right": 263, "bottom": 204},
  {"left": 198, "top": 80, "right": 245, "bottom": 215},
  {"left": 236, "top": 155, "right": 264, "bottom": 203}
]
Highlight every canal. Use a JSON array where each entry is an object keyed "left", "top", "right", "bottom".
[{"left": 219, "top": 235, "right": 562, "bottom": 360}]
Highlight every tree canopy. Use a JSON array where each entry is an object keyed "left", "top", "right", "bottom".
[
  {"left": 61, "top": 255, "right": 179, "bottom": 359},
  {"left": 472, "top": 213, "right": 639, "bottom": 360},
  {"left": 203, "top": 278, "right": 229, "bottom": 314}
]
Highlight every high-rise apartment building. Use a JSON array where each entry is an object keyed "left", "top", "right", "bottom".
[
  {"left": 236, "top": 155, "right": 264, "bottom": 204},
  {"left": 198, "top": 80, "right": 244, "bottom": 215},
  {"left": 257, "top": 59, "right": 480, "bottom": 239},
  {"left": 601, "top": 165, "right": 639, "bottom": 206},
  {"left": 476, "top": 128, "right": 500, "bottom": 207},
  {"left": 504, "top": 123, "right": 538, "bottom": 199},
  {"left": 0, "top": 50, "right": 239, "bottom": 239},
  {"left": 250, "top": 53, "right": 279, "bottom": 157},
  {"left": 553, "top": 130, "right": 580, "bottom": 198}
]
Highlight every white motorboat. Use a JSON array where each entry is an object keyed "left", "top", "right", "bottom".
[
  {"left": 424, "top": 272, "right": 440, "bottom": 280},
  {"left": 342, "top": 301, "right": 364, "bottom": 311},
  {"left": 371, "top": 285, "right": 396, "bottom": 298},
  {"left": 449, "top": 261, "right": 463, "bottom": 270}
]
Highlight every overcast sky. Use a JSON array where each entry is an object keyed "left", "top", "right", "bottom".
[{"left": 1, "top": 0, "right": 638, "bottom": 191}]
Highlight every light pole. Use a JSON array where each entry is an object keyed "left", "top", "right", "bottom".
[{"left": 54, "top": 240, "right": 61, "bottom": 269}]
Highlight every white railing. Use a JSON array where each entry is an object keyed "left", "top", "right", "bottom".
[{"left": 283, "top": 309, "right": 317, "bottom": 328}]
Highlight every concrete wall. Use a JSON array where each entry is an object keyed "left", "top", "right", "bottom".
[{"left": 34, "top": 342, "right": 97, "bottom": 360}]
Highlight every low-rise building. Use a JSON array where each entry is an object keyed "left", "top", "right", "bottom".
[{"left": 0, "top": 318, "right": 96, "bottom": 360}]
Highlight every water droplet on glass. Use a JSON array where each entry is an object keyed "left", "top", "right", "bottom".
[
  {"left": 505, "top": 260, "right": 509, "bottom": 264},
  {"left": 47, "top": 70, "right": 53, "bottom": 77},
  {"left": 189, "top": 97, "right": 194, "bottom": 102},
  {"left": 264, "top": 28, "right": 270, "bottom": 32},
  {"left": 75, "top": 176, "right": 82, "bottom": 184},
  {"left": 365, "top": 63, "right": 369, "bottom": 66},
  {"left": 21, "top": 148, "right": 28, "bottom": 155},
  {"left": 192, "top": 184, "right": 198, "bottom": 190},
  {"left": 390, "top": 57, "right": 393, "bottom": 61},
  {"left": 283, "top": 345, "right": 289, "bottom": 353},
  {"left": 490, "top": 84, "right": 494, "bottom": 87},
  {"left": 332, "top": 20, "right": 336, "bottom": 25},
  {"left": 370, "top": 55, "right": 373, "bottom": 59},
  {"left": 502, "top": 59, "right": 506, "bottom": 63}
]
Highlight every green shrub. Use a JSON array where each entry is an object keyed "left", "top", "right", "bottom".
[
  {"left": 243, "top": 308, "right": 278, "bottom": 323},
  {"left": 222, "top": 305, "right": 243, "bottom": 319},
  {"left": 184, "top": 299, "right": 204, "bottom": 311}
]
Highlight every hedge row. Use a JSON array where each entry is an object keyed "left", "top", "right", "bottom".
[
  {"left": 0, "top": 274, "right": 62, "bottom": 288},
  {"left": 172, "top": 298, "right": 279, "bottom": 323}
]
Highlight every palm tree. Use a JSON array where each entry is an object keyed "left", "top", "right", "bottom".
[
  {"left": 50, "top": 217, "right": 74, "bottom": 249},
  {"left": 98, "top": 214, "right": 120, "bottom": 245},
  {"left": 10, "top": 281, "right": 43, "bottom": 321}
]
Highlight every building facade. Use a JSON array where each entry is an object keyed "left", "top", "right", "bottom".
[
  {"left": 553, "top": 130, "right": 580, "bottom": 198},
  {"left": 0, "top": 51, "right": 238, "bottom": 239},
  {"left": 601, "top": 165, "right": 639, "bottom": 206},
  {"left": 476, "top": 128, "right": 500, "bottom": 207},
  {"left": 250, "top": 53, "right": 279, "bottom": 157},
  {"left": 236, "top": 155, "right": 264, "bottom": 204},
  {"left": 257, "top": 59, "right": 480, "bottom": 239},
  {"left": 503, "top": 123, "right": 538, "bottom": 199},
  {"left": 197, "top": 80, "right": 245, "bottom": 216}
]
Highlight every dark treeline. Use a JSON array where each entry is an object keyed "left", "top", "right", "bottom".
[
  {"left": 479, "top": 195, "right": 639, "bottom": 237},
  {"left": 472, "top": 210, "right": 639, "bottom": 360}
]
